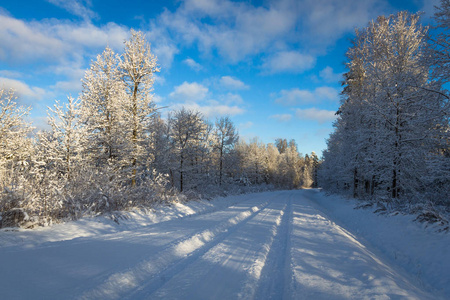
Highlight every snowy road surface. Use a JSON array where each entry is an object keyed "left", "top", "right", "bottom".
[{"left": 0, "top": 190, "right": 439, "bottom": 299}]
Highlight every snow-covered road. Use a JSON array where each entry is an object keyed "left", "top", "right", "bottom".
[{"left": 0, "top": 190, "right": 440, "bottom": 299}]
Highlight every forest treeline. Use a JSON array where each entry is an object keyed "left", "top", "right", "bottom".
[
  {"left": 0, "top": 30, "right": 318, "bottom": 227},
  {"left": 319, "top": 6, "right": 450, "bottom": 212}
]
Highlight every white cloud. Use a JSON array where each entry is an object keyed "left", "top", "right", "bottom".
[
  {"left": 46, "top": 0, "right": 97, "bottom": 21},
  {"left": 0, "top": 14, "right": 69, "bottom": 64},
  {"left": 315, "top": 86, "right": 340, "bottom": 100},
  {"left": 262, "top": 51, "right": 316, "bottom": 74},
  {"left": 49, "top": 61, "right": 86, "bottom": 93},
  {"left": 319, "top": 66, "right": 343, "bottom": 83},
  {"left": 0, "top": 70, "right": 23, "bottom": 78},
  {"left": 151, "top": 40, "right": 179, "bottom": 69},
  {"left": 275, "top": 87, "right": 339, "bottom": 106},
  {"left": 153, "top": 74, "right": 166, "bottom": 86},
  {"left": 219, "top": 93, "right": 244, "bottom": 105},
  {"left": 295, "top": 108, "right": 336, "bottom": 124},
  {"left": 52, "top": 80, "right": 82, "bottom": 93},
  {"left": 152, "top": 0, "right": 297, "bottom": 63},
  {"left": 47, "top": 22, "right": 128, "bottom": 53},
  {"left": 149, "top": 0, "right": 387, "bottom": 64},
  {"left": 0, "top": 13, "right": 129, "bottom": 65},
  {"left": 171, "top": 102, "right": 244, "bottom": 118},
  {"left": 199, "top": 104, "right": 244, "bottom": 118},
  {"left": 239, "top": 121, "right": 253, "bottom": 130},
  {"left": 219, "top": 76, "right": 249, "bottom": 90},
  {"left": 183, "top": 58, "right": 203, "bottom": 71},
  {"left": 168, "top": 81, "right": 245, "bottom": 118},
  {"left": 298, "top": 0, "right": 387, "bottom": 50},
  {"left": 169, "top": 81, "right": 208, "bottom": 101},
  {"left": 0, "top": 77, "right": 46, "bottom": 101},
  {"left": 152, "top": 94, "right": 164, "bottom": 103},
  {"left": 270, "top": 114, "right": 292, "bottom": 122},
  {"left": 276, "top": 89, "right": 314, "bottom": 105}
]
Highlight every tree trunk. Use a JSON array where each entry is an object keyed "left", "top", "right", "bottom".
[
  {"left": 219, "top": 147, "right": 223, "bottom": 186},
  {"left": 180, "top": 155, "right": 184, "bottom": 192},
  {"left": 131, "top": 82, "right": 139, "bottom": 187},
  {"left": 392, "top": 105, "right": 401, "bottom": 199},
  {"left": 353, "top": 167, "right": 358, "bottom": 198}
]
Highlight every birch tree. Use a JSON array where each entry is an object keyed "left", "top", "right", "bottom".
[
  {"left": 214, "top": 116, "right": 238, "bottom": 185},
  {"left": 168, "top": 108, "right": 207, "bottom": 192},
  {"left": 80, "top": 47, "right": 128, "bottom": 170},
  {"left": 321, "top": 11, "right": 449, "bottom": 205},
  {"left": 119, "top": 29, "right": 159, "bottom": 186},
  {"left": 0, "top": 89, "right": 33, "bottom": 212},
  {"left": 45, "top": 97, "right": 84, "bottom": 181}
]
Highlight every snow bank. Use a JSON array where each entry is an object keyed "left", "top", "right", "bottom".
[
  {"left": 0, "top": 193, "right": 247, "bottom": 249},
  {"left": 305, "top": 189, "right": 450, "bottom": 298}
]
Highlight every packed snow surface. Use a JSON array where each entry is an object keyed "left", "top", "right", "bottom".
[{"left": 0, "top": 190, "right": 448, "bottom": 299}]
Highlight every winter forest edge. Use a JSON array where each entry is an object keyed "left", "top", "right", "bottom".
[{"left": 0, "top": 6, "right": 449, "bottom": 229}]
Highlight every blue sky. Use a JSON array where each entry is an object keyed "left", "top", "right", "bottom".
[{"left": 0, "top": 0, "right": 438, "bottom": 156}]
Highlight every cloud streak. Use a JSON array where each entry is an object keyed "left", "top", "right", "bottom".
[
  {"left": 169, "top": 81, "right": 209, "bottom": 101},
  {"left": 147, "top": 0, "right": 388, "bottom": 68},
  {"left": 270, "top": 114, "right": 292, "bottom": 122},
  {"left": 46, "top": 0, "right": 98, "bottom": 21},
  {"left": 275, "top": 86, "right": 339, "bottom": 106},
  {"left": 262, "top": 51, "right": 316, "bottom": 74},
  {"left": 183, "top": 58, "right": 203, "bottom": 71},
  {"left": 0, "top": 77, "right": 47, "bottom": 102},
  {"left": 219, "top": 76, "right": 249, "bottom": 90},
  {"left": 295, "top": 108, "right": 336, "bottom": 124},
  {"left": 319, "top": 66, "right": 343, "bottom": 83},
  {"left": 0, "top": 13, "right": 128, "bottom": 65}
]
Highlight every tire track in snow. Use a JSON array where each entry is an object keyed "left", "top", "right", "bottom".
[
  {"left": 80, "top": 195, "right": 275, "bottom": 300},
  {"left": 237, "top": 194, "right": 289, "bottom": 299},
  {"left": 147, "top": 193, "right": 289, "bottom": 300},
  {"left": 253, "top": 190, "right": 293, "bottom": 300}
]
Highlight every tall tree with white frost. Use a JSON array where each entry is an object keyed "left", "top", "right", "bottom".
[
  {"left": 33, "top": 96, "right": 86, "bottom": 218},
  {"left": 427, "top": 0, "right": 450, "bottom": 203},
  {"left": 80, "top": 47, "right": 128, "bottom": 171},
  {"left": 44, "top": 97, "right": 84, "bottom": 181},
  {"left": 214, "top": 116, "right": 238, "bottom": 185},
  {"left": 320, "top": 11, "right": 449, "bottom": 205},
  {"left": 168, "top": 108, "right": 207, "bottom": 192},
  {"left": 235, "top": 138, "right": 268, "bottom": 185},
  {"left": 428, "top": 0, "right": 450, "bottom": 84},
  {"left": 0, "top": 89, "right": 31, "bottom": 166},
  {"left": 0, "top": 89, "right": 33, "bottom": 211},
  {"left": 119, "top": 29, "right": 159, "bottom": 186}
]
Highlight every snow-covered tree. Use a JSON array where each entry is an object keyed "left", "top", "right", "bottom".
[
  {"left": 0, "top": 89, "right": 33, "bottom": 212},
  {"left": 321, "top": 11, "right": 450, "bottom": 205},
  {"left": 32, "top": 96, "right": 89, "bottom": 218},
  {"left": 235, "top": 138, "right": 269, "bottom": 185},
  {"left": 213, "top": 116, "right": 238, "bottom": 185},
  {"left": 428, "top": 0, "right": 450, "bottom": 84},
  {"left": 275, "top": 138, "right": 288, "bottom": 154},
  {"left": 45, "top": 97, "right": 84, "bottom": 181},
  {"left": 119, "top": 29, "right": 159, "bottom": 186},
  {"left": 148, "top": 113, "right": 171, "bottom": 175},
  {"left": 168, "top": 108, "right": 207, "bottom": 192},
  {"left": 80, "top": 47, "right": 128, "bottom": 170},
  {"left": 0, "top": 89, "right": 32, "bottom": 167}
]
